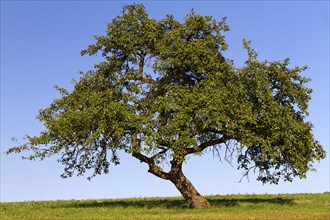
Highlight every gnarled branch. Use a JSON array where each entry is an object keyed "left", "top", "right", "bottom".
[{"left": 131, "top": 132, "right": 169, "bottom": 180}]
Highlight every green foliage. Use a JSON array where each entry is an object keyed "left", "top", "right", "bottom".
[
  {"left": 6, "top": 4, "right": 325, "bottom": 184},
  {"left": 1, "top": 193, "right": 329, "bottom": 219}
]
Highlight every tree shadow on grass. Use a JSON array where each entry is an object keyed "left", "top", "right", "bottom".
[
  {"left": 207, "top": 196, "right": 294, "bottom": 207},
  {"left": 58, "top": 196, "right": 294, "bottom": 209},
  {"left": 57, "top": 198, "right": 187, "bottom": 209}
]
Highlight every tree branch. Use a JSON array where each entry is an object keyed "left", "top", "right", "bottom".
[
  {"left": 136, "top": 51, "right": 158, "bottom": 86},
  {"left": 131, "top": 132, "right": 169, "bottom": 180},
  {"left": 186, "top": 135, "right": 230, "bottom": 155},
  {"left": 150, "top": 147, "right": 168, "bottom": 160}
]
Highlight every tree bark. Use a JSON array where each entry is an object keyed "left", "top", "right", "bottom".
[
  {"left": 168, "top": 161, "right": 211, "bottom": 208},
  {"left": 169, "top": 171, "right": 211, "bottom": 208}
]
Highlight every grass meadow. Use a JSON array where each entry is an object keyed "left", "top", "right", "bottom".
[{"left": 1, "top": 193, "right": 329, "bottom": 219}]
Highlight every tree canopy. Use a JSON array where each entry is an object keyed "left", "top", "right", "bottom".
[{"left": 6, "top": 4, "right": 326, "bottom": 208}]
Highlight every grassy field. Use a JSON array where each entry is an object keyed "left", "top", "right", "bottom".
[{"left": 1, "top": 193, "right": 329, "bottom": 219}]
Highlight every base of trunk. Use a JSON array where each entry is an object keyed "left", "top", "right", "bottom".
[
  {"left": 187, "top": 194, "right": 211, "bottom": 208},
  {"left": 170, "top": 171, "right": 211, "bottom": 208}
]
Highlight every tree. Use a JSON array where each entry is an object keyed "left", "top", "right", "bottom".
[{"left": 6, "top": 4, "right": 326, "bottom": 208}]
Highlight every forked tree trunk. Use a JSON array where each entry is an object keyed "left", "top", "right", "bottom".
[{"left": 169, "top": 171, "right": 211, "bottom": 208}]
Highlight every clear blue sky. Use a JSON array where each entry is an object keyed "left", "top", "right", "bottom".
[{"left": 1, "top": 1, "right": 329, "bottom": 202}]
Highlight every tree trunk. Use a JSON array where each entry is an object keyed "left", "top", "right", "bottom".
[
  {"left": 131, "top": 133, "right": 210, "bottom": 208},
  {"left": 169, "top": 170, "right": 211, "bottom": 208}
]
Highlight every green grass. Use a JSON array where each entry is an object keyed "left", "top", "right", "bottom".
[{"left": 1, "top": 193, "right": 329, "bottom": 219}]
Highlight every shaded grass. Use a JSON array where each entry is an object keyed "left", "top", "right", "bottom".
[{"left": 1, "top": 193, "right": 329, "bottom": 219}]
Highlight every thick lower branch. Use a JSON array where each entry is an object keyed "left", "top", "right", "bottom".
[{"left": 131, "top": 132, "right": 169, "bottom": 180}]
